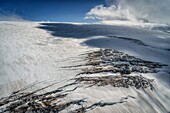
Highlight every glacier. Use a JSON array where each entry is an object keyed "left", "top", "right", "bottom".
[{"left": 0, "top": 21, "right": 170, "bottom": 113}]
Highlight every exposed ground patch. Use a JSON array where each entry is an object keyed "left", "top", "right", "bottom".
[{"left": 71, "top": 49, "right": 167, "bottom": 89}]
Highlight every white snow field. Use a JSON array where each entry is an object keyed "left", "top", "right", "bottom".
[{"left": 0, "top": 21, "right": 170, "bottom": 113}]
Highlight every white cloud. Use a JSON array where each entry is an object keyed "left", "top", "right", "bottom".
[
  {"left": 86, "top": 0, "right": 170, "bottom": 24},
  {"left": 85, "top": 4, "right": 138, "bottom": 22}
]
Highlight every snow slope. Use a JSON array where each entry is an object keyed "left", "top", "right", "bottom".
[
  {"left": 0, "top": 21, "right": 170, "bottom": 113},
  {"left": 0, "top": 21, "right": 90, "bottom": 97}
]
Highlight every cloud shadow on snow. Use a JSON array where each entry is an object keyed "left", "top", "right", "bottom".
[
  {"left": 38, "top": 23, "right": 170, "bottom": 85},
  {"left": 38, "top": 23, "right": 147, "bottom": 39}
]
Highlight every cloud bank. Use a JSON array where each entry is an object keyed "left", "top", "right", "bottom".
[
  {"left": 86, "top": 0, "right": 170, "bottom": 24},
  {"left": 85, "top": 4, "right": 138, "bottom": 22}
]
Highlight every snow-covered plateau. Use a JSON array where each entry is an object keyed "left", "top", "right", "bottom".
[{"left": 0, "top": 21, "right": 170, "bottom": 113}]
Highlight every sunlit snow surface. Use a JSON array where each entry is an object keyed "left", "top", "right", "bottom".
[{"left": 0, "top": 21, "right": 170, "bottom": 113}]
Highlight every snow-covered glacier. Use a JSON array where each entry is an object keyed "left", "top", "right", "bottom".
[{"left": 0, "top": 21, "right": 170, "bottom": 113}]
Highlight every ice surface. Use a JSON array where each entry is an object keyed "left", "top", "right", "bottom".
[{"left": 0, "top": 21, "right": 170, "bottom": 113}]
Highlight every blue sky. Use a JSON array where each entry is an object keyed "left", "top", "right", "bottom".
[{"left": 0, "top": 0, "right": 106, "bottom": 22}]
